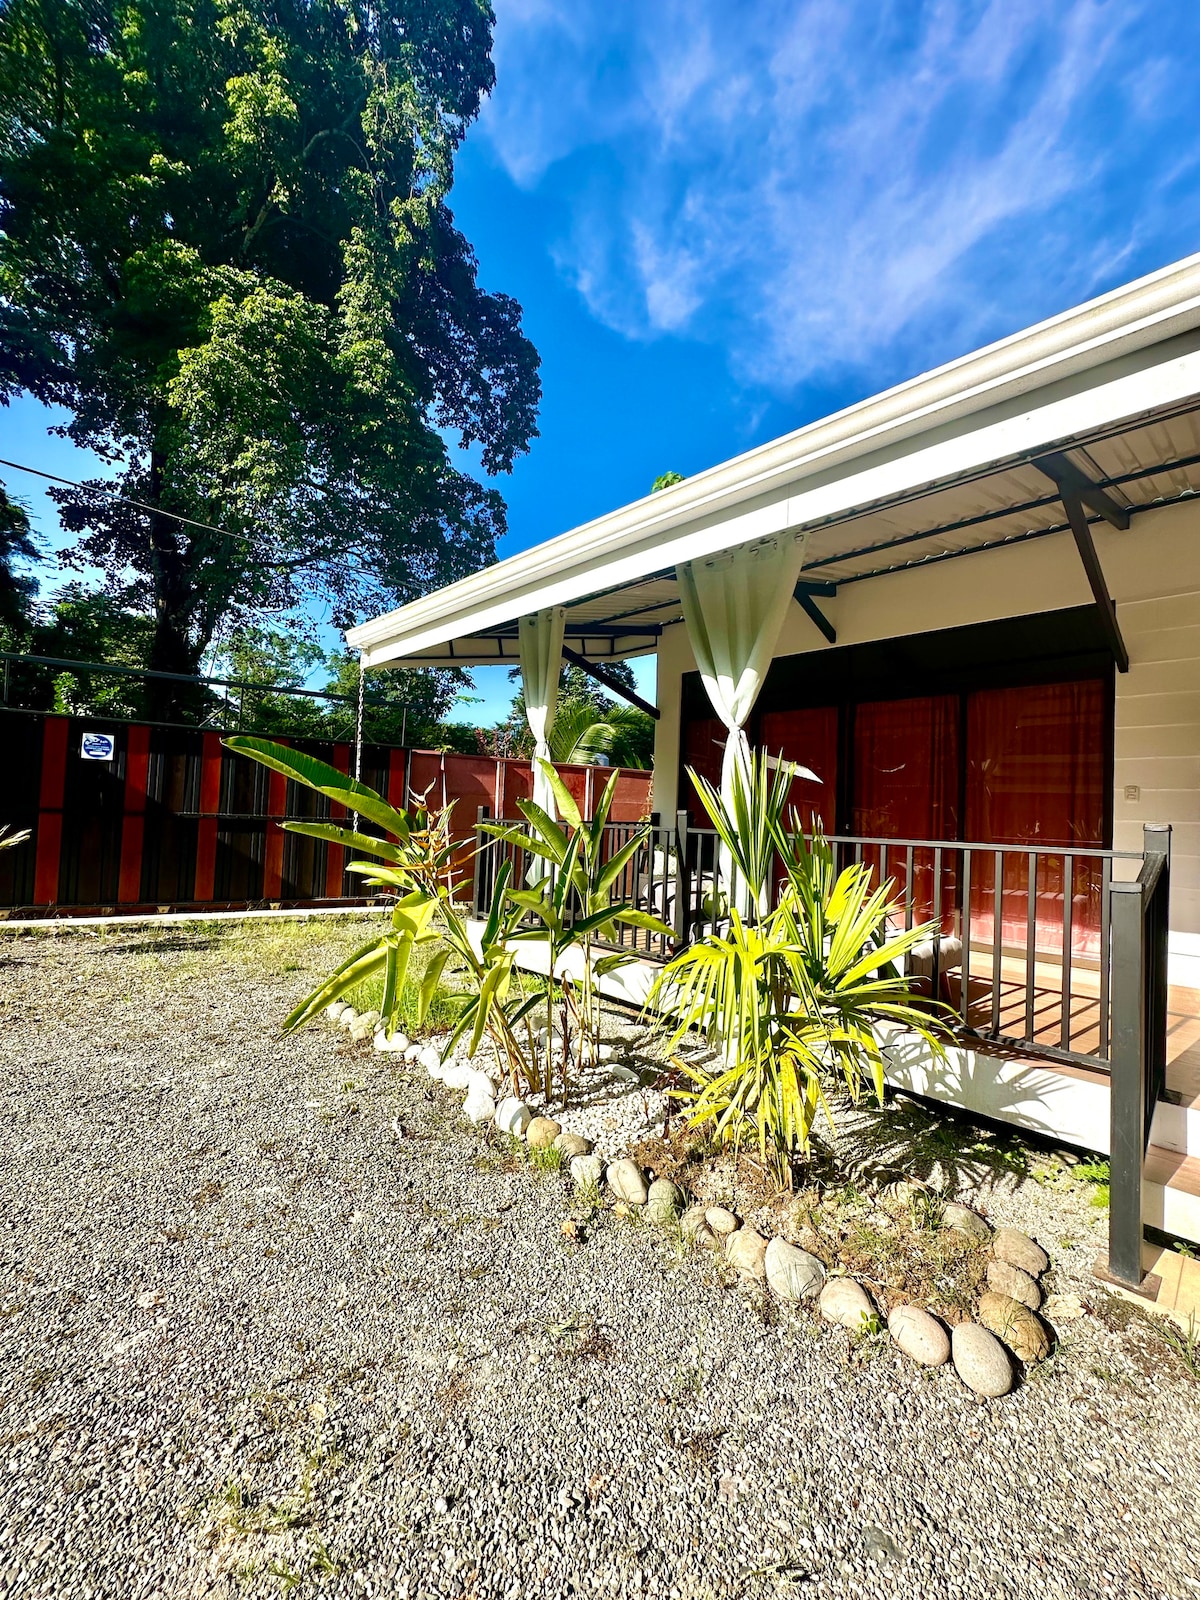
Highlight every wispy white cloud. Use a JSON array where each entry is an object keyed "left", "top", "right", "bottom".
[{"left": 481, "top": 0, "right": 1200, "bottom": 391}]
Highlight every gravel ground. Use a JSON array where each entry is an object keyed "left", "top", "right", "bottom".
[{"left": 1, "top": 918, "right": 1199, "bottom": 1600}]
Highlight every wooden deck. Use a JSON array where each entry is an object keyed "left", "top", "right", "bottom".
[{"left": 937, "top": 950, "right": 1200, "bottom": 1107}]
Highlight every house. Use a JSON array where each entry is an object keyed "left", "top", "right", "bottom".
[{"left": 347, "top": 252, "right": 1200, "bottom": 1289}]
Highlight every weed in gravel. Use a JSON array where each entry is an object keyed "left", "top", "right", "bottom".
[
  {"left": 1160, "top": 1315, "right": 1200, "bottom": 1380},
  {"left": 528, "top": 1143, "right": 564, "bottom": 1177}
]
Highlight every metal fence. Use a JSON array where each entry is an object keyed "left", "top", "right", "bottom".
[{"left": 0, "top": 711, "right": 653, "bottom": 916}]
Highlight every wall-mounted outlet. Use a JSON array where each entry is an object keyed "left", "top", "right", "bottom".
[{"left": 1124, "top": 784, "right": 1140, "bottom": 802}]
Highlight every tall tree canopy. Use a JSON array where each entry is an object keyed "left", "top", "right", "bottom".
[{"left": 0, "top": 0, "right": 540, "bottom": 709}]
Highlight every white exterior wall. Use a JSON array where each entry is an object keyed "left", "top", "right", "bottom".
[{"left": 652, "top": 499, "right": 1200, "bottom": 984}]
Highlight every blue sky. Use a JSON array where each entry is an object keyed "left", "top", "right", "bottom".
[{"left": 6, "top": 0, "right": 1200, "bottom": 723}]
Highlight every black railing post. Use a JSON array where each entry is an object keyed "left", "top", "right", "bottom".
[
  {"left": 1144, "top": 823, "right": 1171, "bottom": 1117},
  {"left": 674, "top": 809, "right": 691, "bottom": 947},
  {"left": 1107, "top": 874, "right": 1147, "bottom": 1286},
  {"left": 471, "top": 805, "right": 489, "bottom": 918}
]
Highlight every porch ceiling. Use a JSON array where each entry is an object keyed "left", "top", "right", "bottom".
[{"left": 800, "top": 402, "right": 1200, "bottom": 586}]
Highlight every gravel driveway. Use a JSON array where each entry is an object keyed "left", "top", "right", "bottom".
[{"left": 1, "top": 919, "right": 1198, "bottom": 1600}]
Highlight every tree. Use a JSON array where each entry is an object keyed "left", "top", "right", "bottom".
[
  {"left": 0, "top": 487, "right": 37, "bottom": 637},
  {"left": 0, "top": 0, "right": 540, "bottom": 715}
]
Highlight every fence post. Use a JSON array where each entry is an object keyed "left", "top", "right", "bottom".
[
  {"left": 1144, "top": 823, "right": 1171, "bottom": 1112},
  {"left": 471, "top": 805, "right": 489, "bottom": 918},
  {"left": 674, "top": 809, "right": 691, "bottom": 946},
  {"left": 1107, "top": 875, "right": 1146, "bottom": 1286}
]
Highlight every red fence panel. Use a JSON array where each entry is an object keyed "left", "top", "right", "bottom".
[{"left": 0, "top": 709, "right": 654, "bottom": 915}]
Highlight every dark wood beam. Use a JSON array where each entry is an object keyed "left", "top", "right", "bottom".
[
  {"left": 1061, "top": 491, "right": 1129, "bottom": 672},
  {"left": 793, "top": 579, "right": 838, "bottom": 598},
  {"left": 794, "top": 585, "right": 837, "bottom": 644},
  {"left": 1033, "top": 452, "right": 1130, "bottom": 530},
  {"left": 560, "top": 645, "right": 660, "bottom": 719}
]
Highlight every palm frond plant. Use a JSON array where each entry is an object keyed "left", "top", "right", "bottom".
[
  {"left": 482, "top": 761, "right": 671, "bottom": 1099},
  {"left": 649, "top": 755, "right": 950, "bottom": 1184},
  {"left": 0, "top": 825, "right": 31, "bottom": 852},
  {"left": 222, "top": 737, "right": 543, "bottom": 1093}
]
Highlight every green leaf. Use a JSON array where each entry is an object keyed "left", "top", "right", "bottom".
[
  {"left": 282, "top": 939, "right": 389, "bottom": 1033},
  {"left": 224, "top": 737, "right": 412, "bottom": 838},
  {"left": 281, "top": 820, "right": 403, "bottom": 862},
  {"left": 540, "top": 761, "right": 582, "bottom": 830},
  {"left": 418, "top": 948, "right": 449, "bottom": 1024}
]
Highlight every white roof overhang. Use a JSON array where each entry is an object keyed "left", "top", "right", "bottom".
[{"left": 348, "top": 253, "right": 1200, "bottom": 670}]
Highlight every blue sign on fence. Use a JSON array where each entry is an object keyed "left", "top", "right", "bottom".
[{"left": 80, "top": 731, "right": 115, "bottom": 762}]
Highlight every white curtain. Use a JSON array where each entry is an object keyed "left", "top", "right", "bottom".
[
  {"left": 519, "top": 606, "right": 566, "bottom": 817},
  {"left": 676, "top": 532, "right": 807, "bottom": 810}
]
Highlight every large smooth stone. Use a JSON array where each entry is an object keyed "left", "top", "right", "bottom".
[
  {"left": 607, "top": 1159, "right": 649, "bottom": 1205},
  {"left": 952, "top": 1323, "right": 1014, "bottom": 1397},
  {"left": 705, "top": 1206, "right": 738, "bottom": 1236},
  {"left": 888, "top": 1304, "right": 951, "bottom": 1366},
  {"left": 339, "top": 1007, "right": 360, "bottom": 1031},
  {"left": 418, "top": 1044, "right": 443, "bottom": 1076},
  {"left": 978, "top": 1292, "right": 1051, "bottom": 1362},
  {"left": 462, "top": 1084, "right": 496, "bottom": 1125},
  {"left": 356, "top": 1011, "right": 381, "bottom": 1031},
  {"left": 986, "top": 1259, "right": 1042, "bottom": 1311},
  {"left": 327, "top": 1001, "right": 349, "bottom": 1022},
  {"left": 348, "top": 1019, "right": 374, "bottom": 1042},
  {"left": 725, "top": 1228, "right": 769, "bottom": 1279},
  {"left": 645, "top": 1178, "right": 683, "bottom": 1225},
  {"left": 555, "top": 1131, "right": 593, "bottom": 1160},
  {"left": 570, "top": 1154, "right": 604, "bottom": 1191},
  {"left": 373, "top": 1029, "right": 409, "bottom": 1053},
  {"left": 526, "top": 1116, "right": 563, "bottom": 1150},
  {"left": 403, "top": 1043, "right": 422, "bottom": 1064},
  {"left": 818, "top": 1278, "right": 876, "bottom": 1331},
  {"left": 941, "top": 1203, "right": 992, "bottom": 1243},
  {"left": 441, "top": 1060, "right": 473, "bottom": 1090},
  {"left": 991, "top": 1228, "right": 1049, "bottom": 1278},
  {"left": 495, "top": 1098, "right": 533, "bottom": 1138},
  {"left": 765, "top": 1237, "right": 825, "bottom": 1302}
]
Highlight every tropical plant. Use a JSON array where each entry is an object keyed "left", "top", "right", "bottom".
[
  {"left": 222, "top": 736, "right": 544, "bottom": 1094},
  {"left": 546, "top": 697, "right": 653, "bottom": 769},
  {"left": 0, "top": 825, "right": 31, "bottom": 852},
  {"left": 650, "top": 754, "right": 949, "bottom": 1183},
  {"left": 482, "top": 762, "right": 671, "bottom": 1099}
]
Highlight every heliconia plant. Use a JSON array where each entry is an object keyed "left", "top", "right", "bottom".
[{"left": 223, "top": 737, "right": 546, "bottom": 1093}]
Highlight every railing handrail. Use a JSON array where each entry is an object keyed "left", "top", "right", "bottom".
[{"left": 678, "top": 819, "right": 1142, "bottom": 861}]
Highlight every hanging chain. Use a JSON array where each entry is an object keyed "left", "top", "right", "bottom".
[{"left": 354, "top": 656, "right": 365, "bottom": 781}]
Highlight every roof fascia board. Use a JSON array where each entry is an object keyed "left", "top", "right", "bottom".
[{"left": 357, "top": 339, "right": 1200, "bottom": 669}]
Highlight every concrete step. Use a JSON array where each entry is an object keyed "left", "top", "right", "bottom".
[
  {"left": 1145, "top": 1145, "right": 1200, "bottom": 1246},
  {"left": 1150, "top": 1088, "right": 1200, "bottom": 1158}
]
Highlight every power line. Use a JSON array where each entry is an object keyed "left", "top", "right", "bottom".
[{"left": 0, "top": 455, "right": 255, "bottom": 547}]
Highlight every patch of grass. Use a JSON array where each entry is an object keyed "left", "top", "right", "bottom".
[
  {"left": 528, "top": 1142, "right": 564, "bottom": 1177},
  {"left": 342, "top": 946, "right": 466, "bottom": 1037},
  {"left": 1072, "top": 1157, "right": 1110, "bottom": 1208}
]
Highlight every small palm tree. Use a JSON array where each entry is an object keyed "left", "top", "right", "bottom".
[
  {"left": 548, "top": 697, "right": 652, "bottom": 769},
  {"left": 649, "top": 754, "right": 949, "bottom": 1183}
]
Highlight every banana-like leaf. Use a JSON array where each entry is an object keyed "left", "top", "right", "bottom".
[
  {"left": 418, "top": 947, "right": 450, "bottom": 1024},
  {"left": 594, "top": 830, "right": 650, "bottom": 900},
  {"left": 282, "top": 939, "right": 389, "bottom": 1033},
  {"left": 281, "top": 820, "right": 403, "bottom": 863},
  {"left": 224, "top": 736, "right": 412, "bottom": 838},
  {"left": 539, "top": 760, "right": 583, "bottom": 831}
]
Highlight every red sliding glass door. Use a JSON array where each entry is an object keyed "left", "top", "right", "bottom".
[{"left": 965, "top": 680, "right": 1106, "bottom": 955}]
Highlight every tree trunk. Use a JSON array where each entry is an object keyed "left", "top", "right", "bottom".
[{"left": 144, "top": 445, "right": 204, "bottom": 723}]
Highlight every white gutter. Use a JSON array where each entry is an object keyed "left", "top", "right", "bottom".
[{"left": 350, "top": 251, "right": 1200, "bottom": 668}]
